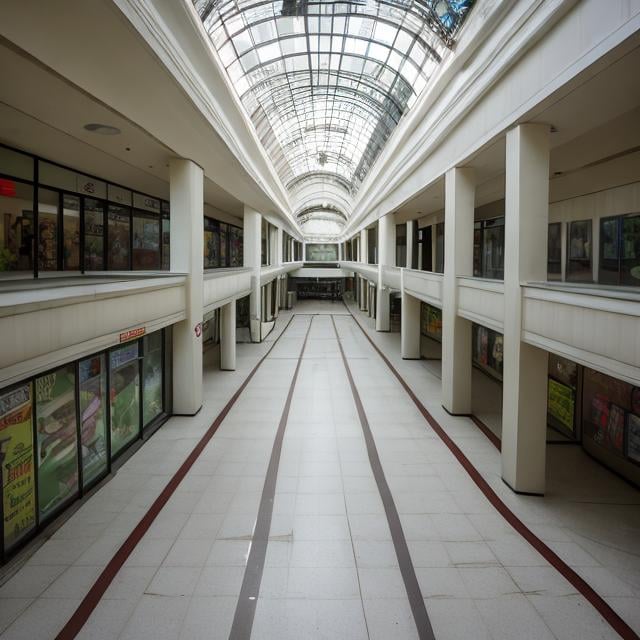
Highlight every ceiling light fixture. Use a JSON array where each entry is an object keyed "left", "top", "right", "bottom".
[{"left": 84, "top": 123, "right": 121, "bottom": 135}]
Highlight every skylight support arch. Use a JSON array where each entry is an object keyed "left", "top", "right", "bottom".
[{"left": 194, "top": 0, "right": 474, "bottom": 232}]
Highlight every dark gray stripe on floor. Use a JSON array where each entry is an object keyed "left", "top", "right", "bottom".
[
  {"left": 330, "top": 314, "right": 436, "bottom": 640},
  {"left": 228, "top": 315, "right": 314, "bottom": 640}
]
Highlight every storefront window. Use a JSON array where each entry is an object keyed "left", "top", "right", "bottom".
[
  {"left": 582, "top": 368, "right": 638, "bottom": 460},
  {"left": 1, "top": 383, "right": 36, "bottom": 552},
  {"left": 132, "top": 210, "right": 160, "bottom": 270},
  {"left": 142, "top": 333, "right": 163, "bottom": 427},
  {"left": 368, "top": 226, "right": 377, "bottom": 264},
  {"left": 0, "top": 179, "right": 34, "bottom": 273},
  {"left": 79, "top": 355, "right": 108, "bottom": 486},
  {"left": 62, "top": 195, "right": 80, "bottom": 271},
  {"left": 261, "top": 219, "right": 269, "bottom": 266},
  {"left": 473, "top": 217, "right": 504, "bottom": 279},
  {"left": 435, "top": 222, "right": 444, "bottom": 273},
  {"left": 418, "top": 226, "right": 432, "bottom": 271},
  {"left": 109, "top": 343, "right": 140, "bottom": 457},
  {"left": 220, "top": 223, "right": 228, "bottom": 267},
  {"left": 204, "top": 217, "right": 219, "bottom": 268},
  {"left": 230, "top": 226, "right": 243, "bottom": 267},
  {"left": 38, "top": 189, "right": 59, "bottom": 272},
  {"left": 420, "top": 303, "right": 442, "bottom": 341},
  {"left": 161, "top": 203, "right": 170, "bottom": 270},
  {"left": 547, "top": 223, "right": 562, "bottom": 278},
  {"left": 547, "top": 354, "right": 578, "bottom": 437},
  {"left": 566, "top": 219, "right": 592, "bottom": 282},
  {"left": 396, "top": 224, "right": 406, "bottom": 267},
  {"left": 598, "top": 214, "right": 640, "bottom": 286},
  {"left": 203, "top": 309, "right": 220, "bottom": 346},
  {"left": 472, "top": 324, "right": 503, "bottom": 381},
  {"left": 107, "top": 205, "right": 131, "bottom": 270},
  {"left": 84, "top": 198, "right": 105, "bottom": 271},
  {"left": 35, "top": 365, "right": 79, "bottom": 519}
]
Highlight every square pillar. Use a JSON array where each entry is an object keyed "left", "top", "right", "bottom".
[
  {"left": 376, "top": 213, "right": 394, "bottom": 331},
  {"left": 243, "top": 206, "right": 262, "bottom": 343},
  {"left": 441, "top": 167, "right": 475, "bottom": 416},
  {"left": 502, "top": 124, "right": 550, "bottom": 495},
  {"left": 401, "top": 272, "right": 421, "bottom": 359},
  {"left": 276, "top": 227, "right": 283, "bottom": 266},
  {"left": 220, "top": 301, "right": 236, "bottom": 371},
  {"left": 170, "top": 158, "right": 204, "bottom": 415}
]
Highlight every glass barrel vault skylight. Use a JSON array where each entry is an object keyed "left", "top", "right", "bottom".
[{"left": 194, "top": 0, "right": 473, "bottom": 201}]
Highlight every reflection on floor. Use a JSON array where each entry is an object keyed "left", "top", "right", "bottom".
[{"left": 0, "top": 299, "right": 638, "bottom": 640}]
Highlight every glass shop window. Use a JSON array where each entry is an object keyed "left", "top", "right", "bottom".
[
  {"left": 566, "top": 219, "right": 592, "bottom": 282},
  {"left": 38, "top": 188, "right": 59, "bottom": 272},
  {"left": 261, "top": 219, "right": 269, "bottom": 266},
  {"left": 435, "top": 222, "right": 444, "bottom": 273},
  {"left": 161, "top": 204, "right": 170, "bottom": 271},
  {"left": 220, "top": 223, "right": 228, "bottom": 267},
  {"left": 109, "top": 342, "right": 140, "bottom": 458},
  {"left": 107, "top": 205, "right": 131, "bottom": 270},
  {"left": 132, "top": 210, "right": 160, "bottom": 270},
  {"left": 547, "top": 222, "right": 562, "bottom": 279},
  {"left": 62, "top": 195, "right": 80, "bottom": 271},
  {"left": 35, "top": 364, "right": 79, "bottom": 520},
  {"left": 230, "top": 226, "right": 243, "bottom": 267},
  {"left": 78, "top": 354, "right": 108, "bottom": 487},
  {"left": 547, "top": 354, "right": 579, "bottom": 439},
  {"left": 84, "top": 198, "right": 105, "bottom": 271},
  {"left": 418, "top": 226, "right": 432, "bottom": 271},
  {"left": 473, "top": 217, "right": 504, "bottom": 279},
  {"left": 0, "top": 179, "right": 34, "bottom": 273},
  {"left": 142, "top": 332, "right": 163, "bottom": 427},
  {"left": 204, "top": 217, "right": 219, "bottom": 268},
  {"left": 472, "top": 324, "right": 503, "bottom": 381},
  {"left": 1, "top": 383, "right": 36, "bottom": 552},
  {"left": 395, "top": 224, "right": 406, "bottom": 267},
  {"left": 582, "top": 368, "right": 640, "bottom": 464},
  {"left": 420, "top": 303, "right": 442, "bottom": 341},
  {"left": 368, "top": 226, "right": 377, "bottom": 264},
  {"left": 599, "top": 214, "right": 640, "bottom": 286}
]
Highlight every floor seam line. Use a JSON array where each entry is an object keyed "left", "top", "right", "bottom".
[
  {"left": 330, "top": 314, "right": 436, "bottom": 640},
  {"left": 344, "top": 302, "right": 640, "bottom": 640}
]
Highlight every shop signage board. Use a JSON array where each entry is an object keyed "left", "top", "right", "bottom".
[
  {"left": 120, "top": 327, "right": 145, "bottom": 343},
  {"left": 0, "top": 384, "right": 36, "bottom": 551}
]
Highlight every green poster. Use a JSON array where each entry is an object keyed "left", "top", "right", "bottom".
[
  {"left": 1, "top": 384, "right": 36, "bottom": 551},
  {"left": 548, "top": 378, "right": 575, "bottom": 433},
  {"left": 35, "top": 365, "right": 79, "bottom": 519},
  {"left": 110, "top": 344, "right": 140, "bottom": 457}
]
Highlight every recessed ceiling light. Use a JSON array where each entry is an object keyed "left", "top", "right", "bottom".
[{"left": 84, "top": 123, "right": 121, "bottom": 135}]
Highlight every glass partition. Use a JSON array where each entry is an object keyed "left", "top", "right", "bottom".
[
  {"left": 84, "top": 198, "right": 105, "bottom": 271},
  {"left": 0, "top": 179, "right": 34, "bottom": 273},
  {"left": 79, "top": 354, "right": 108, "bottom": 486},
  {"left": 132, "top": 210, "right": 160, "bottom": 270},
  {"left": 35, "top": 365, "right": 79, "bottom": 519},
  {"left": 566, "top": 219, "right": 592, "bottom": 282},
  {"left": 109, "top": 343, "right": 140, "bottom": 457},
  {"left": 107, "top": 205, "right": 131, "bottom": 270},
  {"left": 142, "top": 332, "right": 163, "bottom": 427},
  {"left": 38, "top": 189, "right": 59, "bottom": 272}
]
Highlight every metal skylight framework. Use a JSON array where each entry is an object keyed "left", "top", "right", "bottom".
[{"left": 194, "top": 0, "right": 473, "bottom": 207}]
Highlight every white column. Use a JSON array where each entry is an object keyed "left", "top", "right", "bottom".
[
  {"left": 502, "top": 123, "right": 550, "bottom": 495},
  {"left": 441, "top": 167, "right": 475, "bottom": 416},
  {"left": 360, "top": 229, "right": 367, "bottom": 263},
  {"left": 401, "top": 271, "right": 421, "bottom": 359},
  {"left": 170, "top": 158, "right": 203, "bottom": 415},
  {"left": 376, "top": 213, "right": 394, "bottom": 331},
  {"left": 220, "top": 301, "right": 236, "bottom": 371},
  {"left": 406, "top": 220, "right": 416, "bottom": 269},
  {"left": 244, "top": 206, "right": 262, "bottom": 343}
]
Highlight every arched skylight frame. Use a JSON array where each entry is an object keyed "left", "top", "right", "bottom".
[{"left": 194, "top": 0, "right": 473, "bottom": 199}]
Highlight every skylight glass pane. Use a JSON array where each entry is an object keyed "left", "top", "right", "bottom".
[{"left": 195, "top": 0, "right": 475, "bottom": 205}]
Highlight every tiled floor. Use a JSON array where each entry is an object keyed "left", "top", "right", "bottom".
[{"left": 0, "top": 299, "right": 638, "bottom": 640}]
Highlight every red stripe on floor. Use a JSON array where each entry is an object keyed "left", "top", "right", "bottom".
[
  {"left": 55, "top": 315, "right": 297, "bottom": 640},
  {"left": 346, "top": 309, "right": 639, "bottom": 640}
]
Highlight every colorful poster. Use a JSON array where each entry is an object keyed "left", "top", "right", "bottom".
[
  {"left": 79, "top": 356, "right": 108, "bottom": 486},
  {"left": 1, "top": 384, "right": 36, "bottom": 551},
  {"left": 626, "top": 414, "right": 640, "bottom": 463},
  {"left": 548, "top": 379, "right": 575, "bottom": 433},
  {"left": 606, "top": 404, "right": 625, "bottom": 454},
  {"left": 110, "top": 344, "right": 140, "bottom": 457},
  {"left": 35, "top": 366, "right": 79, "bottom": 519}
]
